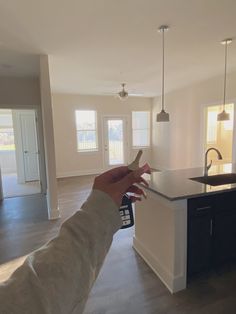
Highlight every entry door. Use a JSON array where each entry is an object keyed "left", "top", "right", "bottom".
[
  {"left": 20, "top": 112, "right": 40, "bottom": 181},
  {"left": 103, "top": 117, "right": 128, "bottom": 169}
]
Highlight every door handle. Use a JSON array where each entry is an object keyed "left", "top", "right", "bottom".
[
  {"left": 24, "top": 150, "right": 28, "bottom": 154},
  {"left": 210, "top": 219, "right": 213, "bottom": 236},
  {"left": 196, "top": 206, "right": 211, "bottom": 211}
]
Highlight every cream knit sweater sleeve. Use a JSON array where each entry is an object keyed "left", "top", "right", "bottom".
[{"left": 0, "top": 189, "right": 122, "bottom": 314}]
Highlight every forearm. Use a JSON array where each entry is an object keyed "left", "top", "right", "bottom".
[{"left": 0, "top": 190, "right": 122, "bottom": 314}]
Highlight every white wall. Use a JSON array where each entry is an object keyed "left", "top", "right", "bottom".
[
  {"left": 40, "top": 55, "right": 59, "bottom": 219},
  {"left": 152, "top": 70, "right": 236, "bottom": 170},
  {"left": 52, "top": 94, "right": 152, "bottom": 177}
]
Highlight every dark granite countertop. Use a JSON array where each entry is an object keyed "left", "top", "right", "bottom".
[{"left": 142, "top": 164, "right": 236, "bottom": 201}]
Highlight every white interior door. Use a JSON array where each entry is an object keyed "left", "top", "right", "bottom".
[
  {"left": 103, "top": 116, "right": 128, "bottom": 169},
  {"left": 20, "top": 112, "right": 40, "bottom": 181}
]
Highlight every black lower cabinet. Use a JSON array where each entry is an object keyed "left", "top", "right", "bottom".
[
  {"left": 187, "top": 191, "right": 236, "bottom": 278},
  {"left": 187, "top": 197, "right": 213, "bottom": 277},
  {"left": 213, "top": 210, "right": 236, "bottom": 266}
]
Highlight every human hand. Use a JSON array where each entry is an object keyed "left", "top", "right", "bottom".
[{"left": 93, "top": 164, "right": 151, "bottom": 206}]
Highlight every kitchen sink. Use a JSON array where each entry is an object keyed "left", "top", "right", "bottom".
[{"left": 190, "top": 173, "right": 236, "bottom": 186}]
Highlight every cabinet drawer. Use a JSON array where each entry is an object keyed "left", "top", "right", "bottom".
[{"left": 188, "top": 196, "right": 214, "bottom": 217}]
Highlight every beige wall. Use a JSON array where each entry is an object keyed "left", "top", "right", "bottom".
[
  {"left": 52, "top": 94, "right": 152, "bottom": 177},
  {"left": 0, "top": 77, "right": 40, "bottom": 107},
  {"left": 152, "top": 70, "right": 236, "bottom": 170}
]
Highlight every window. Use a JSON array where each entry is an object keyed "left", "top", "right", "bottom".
[
  {"left": 207, "top": 110, "right": 217, "bottom": 143},
  {"left": 223, "top": 104, "right": 234, "bottom": 131},
  {"left": 75, "top": 110, "right": 98, "bottom": 151},
  {"left": 0, "top": 110, "right": 15, "bottom": 151},
  {"left": 132, "top": 111, "right": 150, "bottom": 147},
  {"left": 206, "top": 103, "right": 234, "bottom": 144},
  {"left": 205, "top": 103, "right": 234, "bottom": 164}
]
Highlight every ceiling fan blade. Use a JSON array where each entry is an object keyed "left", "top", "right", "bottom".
[{"left": 128, "top": 93, "right": 144, "bottom": 96}]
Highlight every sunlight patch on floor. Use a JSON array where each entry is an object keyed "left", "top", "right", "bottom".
[
  {"left": 0, "top": 255, "right": 27, "bottom": 283},
  {"left": 2, "top": 173, "right": 40, "bottom": 198}
]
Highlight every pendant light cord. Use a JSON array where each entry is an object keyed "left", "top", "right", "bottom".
[
  {"left": 161, "top": 28, "right": 165, "bottom": 111},
  {"left": 223, "top": 42, "right": 228, "bottom": 110}
]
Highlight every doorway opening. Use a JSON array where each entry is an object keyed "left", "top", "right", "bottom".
[
  {"left": 0, "top": 109, "right": 41, "bottom": 198},
  {"left": 205, "top": 103, "right": 234, "bottom": 170}
]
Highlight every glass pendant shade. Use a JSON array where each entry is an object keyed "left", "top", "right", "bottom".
[
  {"left": 156, "top": 109, "right": 169, "bottom": 122},
  {"left": 217, "top": 109, "right": 230, "bottom": 121},
  {"left": 118, "top": 90, "right": 128, "bottom": 100}
]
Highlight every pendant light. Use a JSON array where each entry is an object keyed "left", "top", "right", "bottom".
[
  {"left": 217, "top": 38, "right": 232, "bottom": 121},
  {"left": 156, "top": 25, "right": 170, "bottom": 122}
]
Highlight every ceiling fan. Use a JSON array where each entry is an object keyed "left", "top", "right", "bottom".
[
  {"left": 118, "top": 83, "right": 128, "bottom": 100},
  {"left": 117, "top": 83, "right": 143, "bottom": 100}
]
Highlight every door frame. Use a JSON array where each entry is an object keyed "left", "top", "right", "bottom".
[
  {"left": 0, "top": 105, "right": 47, "bottom": 195},
  {"left": 101, "top": 115, "right": 130, "bottom": 170}
]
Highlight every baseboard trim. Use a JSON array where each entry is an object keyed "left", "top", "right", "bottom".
[
  {"left": 133, "top": 236, "right": 186, "bottom": 293},
  {"left": 48, "top": 206, "right": 61, "bottom": 220},
  {"left": 56, "top": 169, "right": 104, "bottom": 178}
]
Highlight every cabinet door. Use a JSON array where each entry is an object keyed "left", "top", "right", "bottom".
[
  {"left": 213, "top": 210, "right": 236, "bottom": 266},
  {"left": 187, "top": 199, "right": 213, "bottom": 277},
  {"left": 213, "top": 191, "right": 236, "bottom": 266}
]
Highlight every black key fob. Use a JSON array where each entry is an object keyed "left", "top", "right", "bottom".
[{"left": 119, "top": 195, "right": 134, "bottom": 229}]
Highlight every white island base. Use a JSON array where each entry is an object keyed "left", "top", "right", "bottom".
[{"left": 133, "top": 189, "right": 188, "bottom": 293}]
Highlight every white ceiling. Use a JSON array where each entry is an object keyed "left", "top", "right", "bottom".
[{"left": 0, "top": 0, "right": 236, "bottom": 96}]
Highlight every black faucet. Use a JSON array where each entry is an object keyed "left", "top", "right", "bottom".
[{"left": 204, "top": 147, "right": 223, "bottom": 176}]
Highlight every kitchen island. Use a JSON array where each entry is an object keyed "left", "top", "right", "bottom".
[{"left": 133, "top": 164, "right": 236, "bottom": 293}]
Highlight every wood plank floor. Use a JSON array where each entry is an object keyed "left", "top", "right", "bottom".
[{"left": 1, "top": 175, "right": 236, "bottom": 313}]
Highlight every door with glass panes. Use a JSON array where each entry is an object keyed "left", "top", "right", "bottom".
[{"left": 103, "top": 116, "right": 128, "bottom": 169}]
